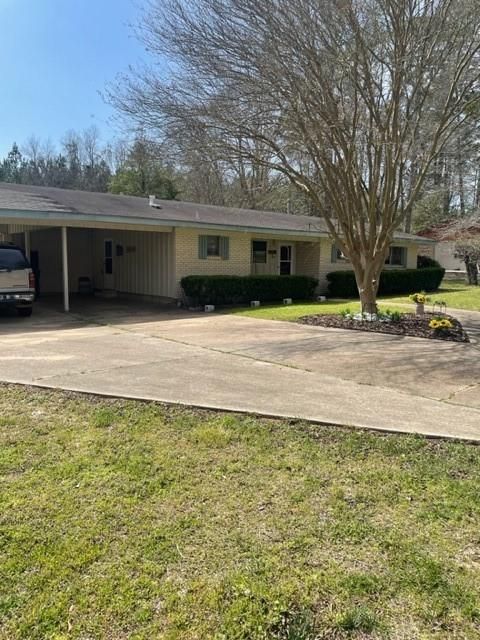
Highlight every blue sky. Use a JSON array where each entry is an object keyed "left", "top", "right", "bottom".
[{"left": 0, "top": 0, "right": 149, "bottom": 156}]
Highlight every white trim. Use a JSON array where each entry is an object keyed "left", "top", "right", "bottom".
[
  {"left": 61, "top": 226, "right": 69, "bottom": 312},
  {"left": 0, "top": 209, "right": 434, "bottom": 244},
  {"left": 23, "top": 231, "right": 30, "bottom": 259}
]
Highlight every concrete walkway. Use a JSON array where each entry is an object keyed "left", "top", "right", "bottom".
[{"left": 1, "top": 300, "right": 480, "bottom": 441}]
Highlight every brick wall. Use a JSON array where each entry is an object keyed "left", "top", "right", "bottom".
[
  {"left": 318, "top": 238, "right": 350, "bottom": 292},
  {"left": 174, "top": 228, "right": 252, "bottom": 297},
  {"left": 296, "top": 242, "right": 321, "bottom": 282},
  {"left": 173, "top": 227, "right": 421, "bottom": 299}
]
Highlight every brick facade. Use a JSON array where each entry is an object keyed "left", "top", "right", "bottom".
[
  {"left": 173, "top": 227, "right": 420, "bottom": 298},
  {"left": 173, "top": 228, "right": 252, "bottom": 297}
]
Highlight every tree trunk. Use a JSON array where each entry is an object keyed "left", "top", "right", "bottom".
[
  {"left": 466, "top": 260, "right": 478, "bottom": 285},
  {"left": 459, "top": 162, "right": 465, "bottom": 216},
  {"left": 353, "top": 259, "right": 382, "bottom": 315},
  {"left": 359, "top": 285, "right": 379, "bottom": 315}
]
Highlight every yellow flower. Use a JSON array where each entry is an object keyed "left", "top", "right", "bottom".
[
  {"left": 429, "top": 317, "right": 453, "bottom": 331},
  {"left": 409, "top": 292, "right": 428, "bottom": 304}
]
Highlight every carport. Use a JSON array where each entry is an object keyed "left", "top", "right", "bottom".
[{"left": 0, "top": 185, "right": 176, "bottom": 311}]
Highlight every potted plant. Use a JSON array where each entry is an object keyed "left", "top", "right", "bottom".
[{"left": 409, "top": 292, "right": 428, "bottom": 316}]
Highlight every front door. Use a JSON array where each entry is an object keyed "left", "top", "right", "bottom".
[
  {"left": 279, "top": 244, "right": 294, "bottom": 275},
  {"left": 103, "top": 239, "right": 114, "bottom": 290}
]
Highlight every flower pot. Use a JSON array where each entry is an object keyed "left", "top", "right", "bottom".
[{"left": 415, "top": 302, "right": 424, "bottom": 316}]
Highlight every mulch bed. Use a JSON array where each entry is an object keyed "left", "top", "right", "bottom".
[{"left": 299, "top": 312, "right": 470, "bottom": 343}]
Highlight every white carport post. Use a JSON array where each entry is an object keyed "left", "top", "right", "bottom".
[
  {"left": 61, "top": 226, "right": 70, "bottom": 312},
  {"left": 24, "top": 231, "right": 30, "bottom": 259}
]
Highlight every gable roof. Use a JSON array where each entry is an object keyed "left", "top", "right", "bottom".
[{"left": 0, "top": 182, "right": 430, "bottom": 242}]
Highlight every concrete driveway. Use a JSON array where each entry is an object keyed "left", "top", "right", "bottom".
[{"left": 1, "top": 299, "right": 480, "bottom": 441}]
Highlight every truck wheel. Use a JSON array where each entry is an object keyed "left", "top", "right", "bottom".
[{"left": 17, "top": 307, "right": 33, "bottom": 317}]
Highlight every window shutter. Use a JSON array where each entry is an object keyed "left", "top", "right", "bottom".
[
  {"left": 330, "top": 243, "right": 337, "bottom": 263},
  {"left": 198, "top": 235, "right": 208, "bottom": 259},
  {"left": 401, "top": 247, "right": 407, "bottom": 266},
  {"left": 220, "top": 236, "right": 230, "bottom": 260}
]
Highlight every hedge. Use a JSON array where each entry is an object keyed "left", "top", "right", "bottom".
[
  {"left": 326, "top": 267, "right": 445, "bottom": 298},
  {"left": 181, "top": 274, "right": 318, "bottom": 306},
  {"left": 417, "top": 254, "right": 441, "bottom": 269}
]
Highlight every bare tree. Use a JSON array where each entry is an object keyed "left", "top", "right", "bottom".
[
  {"left": 82, "top": 125, "right": 101, "bottom": 168},
  {"left": 22, "top": 135, "right": 42, "bottom": 165},
  {"left": 112, "top": 0, "right": 480, "bottom": 310},
  {"left": 442, "top": 214, "right": 480, "bottom": 284},
  {"left": 455, "top": 239, "right": 480, "bottom": 285}
]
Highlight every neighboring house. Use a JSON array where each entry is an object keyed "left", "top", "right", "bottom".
[
  {"left": 418, "top": 224, "right": 478, "bottom": 274},
  {"left": 0, "top": 183, "right": 432, "bottom": 310}
]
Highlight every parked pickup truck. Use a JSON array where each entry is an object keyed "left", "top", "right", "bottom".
[{"left": 0, "top": 243, "right": 35, "bottom": 317}]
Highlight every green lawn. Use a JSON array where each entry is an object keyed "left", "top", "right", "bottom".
[
  {"left": 228, "top": 281, "right": 479, "bottom": 321},
  {"left": 1, "top": 386, "right": 480, "bottom": 639},
  {"left": 230, "top": 301, "right": 406, "bottom": 322},
  {"left": 381, "top": 280, "right": 480, "bottom": 312}
]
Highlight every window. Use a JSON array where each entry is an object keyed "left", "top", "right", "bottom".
[
  {"left": 386, "top": 246, "right": 407, "bottom": 267},
  {"left": 331, "top": 243, "right": 349, "bottom": 263},
  {"left": 0, "top": 246, "right": 29, "bottom": 270},
  {"left": 104, "top": 240, "right": 113, "bottom": 275},
  {"left": 252, "top": 240, "right": 267, "bottom": 264},
  {"left": 206, "top": 235, "right": 220, "bottom": 257},
  {"left": 198, "top": 235, "right": 230, "bottom": 260}
]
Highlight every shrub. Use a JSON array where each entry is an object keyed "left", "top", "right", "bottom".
[
  {"left": 417, "top": 254, "right": 441, "bottom": 269},
  {"left": 326, "top": 271, "right": 359, "bottom": 298},
  {"left": 180, "top": 275, "right": 245, "bottom": 306},
  {"left": 326, "top": 267, "right": 445, "bottom": 298},
  {"left": 243, "top": 275, "right": 318, "bottom": 302},
  {"left": 181, "top": 274, "right": 318, "bottom": 306}
]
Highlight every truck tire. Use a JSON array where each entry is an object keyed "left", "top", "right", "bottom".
[{"left": 17, "top": 307, "right": 33, "bottom": 317}]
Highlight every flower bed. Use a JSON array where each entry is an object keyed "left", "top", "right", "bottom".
[{"left": 299, "top": 312, "right": 469, "bottom": 343}]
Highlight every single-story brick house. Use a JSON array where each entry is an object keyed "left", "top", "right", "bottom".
[{"left": 0, "top": 183, "right": 433, "bottom": 310}]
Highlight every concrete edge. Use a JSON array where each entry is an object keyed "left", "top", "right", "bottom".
[{"left": 4, "top": 380, "right": 480, "bottom": 446}]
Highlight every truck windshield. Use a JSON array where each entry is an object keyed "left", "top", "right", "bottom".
[{"left": 0, "top": 248, "right": 29, "bottom": 270}]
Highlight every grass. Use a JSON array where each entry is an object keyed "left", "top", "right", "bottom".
[
  {"left": 381, "top": 280, "right": 480, "bottom": 312},
  {"left": 229, "top": 301, "right": 406, "bottom": 322},
  {"left": 228, "top": 280, "right": 479, "bottom": 321},
  {"left": 1, "top": 386, "right": 480, "bottom": 639}
]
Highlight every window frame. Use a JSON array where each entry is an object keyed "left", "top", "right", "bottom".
[
  {"left": 331, "top": 243, "right": 350, "bottom": 263},
  {"left": 385, "top": 246, "right": 407, "bottom": 267},
  {"left": 251, "top": 240, "right": 268, "bottom": 264},
  {"left": 199, "top": 234, "right": 230, "bottom": 260}
]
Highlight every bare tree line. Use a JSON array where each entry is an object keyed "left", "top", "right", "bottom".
[
  {"left": 0, "top": 126, "right": 306, "bottom": 210},
  {"left": 0, "top": 126, "right": 126, "bottom": 192}
]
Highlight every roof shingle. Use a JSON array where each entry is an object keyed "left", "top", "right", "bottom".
[{"left": 0, "top": 182, "right": 428, "bottom": 241}]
